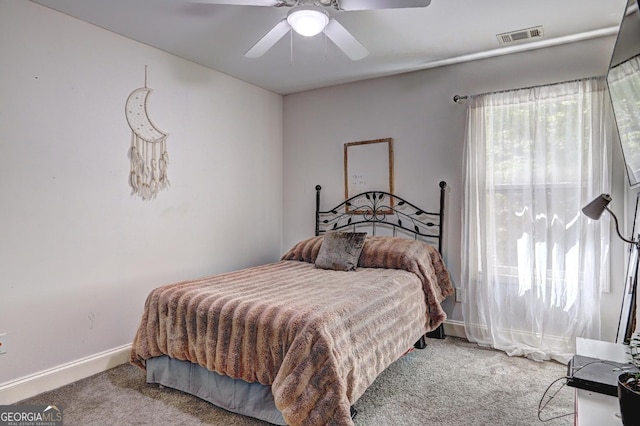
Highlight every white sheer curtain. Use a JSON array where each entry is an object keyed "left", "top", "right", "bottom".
[{"left": 462, "top": 78, "right": 613, "bottom": 363}]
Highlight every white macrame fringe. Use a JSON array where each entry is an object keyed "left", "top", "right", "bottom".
[{"left": 130, "top": 135, "right": 169, "bottom": 200}]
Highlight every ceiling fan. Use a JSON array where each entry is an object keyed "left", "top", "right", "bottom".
[{"left": 195, "top": 0, "right": 432, "bottom": 60}]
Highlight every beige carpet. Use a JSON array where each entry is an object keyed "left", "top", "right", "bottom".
[{"left": 17, "top": 337, "right": 574, "bottom": 425}]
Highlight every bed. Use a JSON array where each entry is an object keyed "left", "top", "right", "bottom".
[{"left": 129, "top": 182, "right": 453, "bottom": 425}]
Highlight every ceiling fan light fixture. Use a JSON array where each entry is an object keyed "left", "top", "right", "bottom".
[{"left": 287, "top": 6, "right": 329, "bottom": 37}]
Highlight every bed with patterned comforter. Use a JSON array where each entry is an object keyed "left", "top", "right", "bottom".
[{"left": 130, "top": 235, "right": 453, "bottom": 425}]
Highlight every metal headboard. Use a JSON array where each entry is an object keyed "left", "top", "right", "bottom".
[{"left": 315, "top": 181, "right": 447, "bottom": 254}]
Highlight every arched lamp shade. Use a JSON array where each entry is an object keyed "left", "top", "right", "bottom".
[
  {"left": 582, "top": 193, "right": 638, "bottom": 246},
  {"left": 582, "top": 194, "right": 612, "bottom": 220}
]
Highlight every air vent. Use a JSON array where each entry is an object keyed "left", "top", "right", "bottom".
[{"left": 497, "top": 25, "right": 544, "bottom": 45}]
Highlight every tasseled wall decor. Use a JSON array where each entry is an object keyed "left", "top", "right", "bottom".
[{"left": 125, "top": 67, "right": 169, "bottom": 200}]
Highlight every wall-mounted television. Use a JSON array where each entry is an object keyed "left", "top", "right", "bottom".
[{"left": 608, "top": 0, "right": 640, "bottom": 187}]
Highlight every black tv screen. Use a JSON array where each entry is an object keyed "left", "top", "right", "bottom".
[{"left": 608, "top": 0, "right": 640, "bottom": 187}]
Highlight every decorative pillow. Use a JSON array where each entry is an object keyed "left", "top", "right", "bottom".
[{"left": 314, "top": 231, "right": 367, "bottom": 271}]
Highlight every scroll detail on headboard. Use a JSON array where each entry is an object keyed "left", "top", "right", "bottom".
[{"left": 315, "top": 181, "right": 447, "bottom": 254}]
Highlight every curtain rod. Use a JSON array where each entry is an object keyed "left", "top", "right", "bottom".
[{"left": 452, "top": 75, "right": 604, "bottom": 104}]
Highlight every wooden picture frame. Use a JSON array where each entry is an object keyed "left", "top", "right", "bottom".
[{"left": 344, "top": 138, "right": 394, "bottom": 213}]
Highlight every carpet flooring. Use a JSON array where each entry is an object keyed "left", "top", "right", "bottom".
[{"left": 17, "top": 337, "right": 574, "bottom": 425}]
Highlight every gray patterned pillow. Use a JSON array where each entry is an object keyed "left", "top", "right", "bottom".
[{"left": 314, "top": 232, "right": 367, "bottom": 271}]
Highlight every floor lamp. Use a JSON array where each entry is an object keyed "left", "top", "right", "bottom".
[{"left": 582, "top": 193, "right": 640, "bottom": 344}]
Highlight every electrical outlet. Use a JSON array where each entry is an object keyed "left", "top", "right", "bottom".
[
  {"left": 455, "top": 288, "right": 465, "bottom": 303},
  {"left": 0, "top": 334, "right": 6, "bottom": 354}
]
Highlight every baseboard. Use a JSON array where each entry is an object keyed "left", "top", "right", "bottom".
[
  {"left": 443, "top": 319, "right": 467, "bottom": 339},
  {"left": 0, "top": 344, "right": 131, "bottom": 405}
]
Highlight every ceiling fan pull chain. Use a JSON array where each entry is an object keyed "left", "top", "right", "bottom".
[
  {"left": 324, "top": 32, "right": 327, "bottom": 59},
  {"left": 325, "top": 32, "right": 329, "bottom": 58},
  {"left": 290, "top": 30, "right": 294, "bottom": 64}
]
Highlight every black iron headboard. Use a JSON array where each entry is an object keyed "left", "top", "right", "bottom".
[{"left": 315, "top": 181, "right": 447, "bottom": 254}]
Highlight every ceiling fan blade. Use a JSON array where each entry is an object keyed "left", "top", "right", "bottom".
[
  {"left": 192, "top": 0, "right": 281, "bottom": 5},
  {"left": 323, "top": 19, "right": 369, "bottom": 60},
  {"left": 244, "top": 20, "right": 291, "bottom": 58},
  {"left": 338, "top": 0, "right": 431, "bottom": 11}
]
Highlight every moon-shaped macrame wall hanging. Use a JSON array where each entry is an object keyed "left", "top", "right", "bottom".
[{"left": 125, "top": 76, "right": 169, "bottom": 200}]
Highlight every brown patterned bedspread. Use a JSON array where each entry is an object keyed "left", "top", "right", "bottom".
[{"left": 130, "top": 237, "right": 452, "bottom": 425}]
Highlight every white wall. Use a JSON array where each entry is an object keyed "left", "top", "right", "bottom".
[
  {"left": 0, "top": 1, "right": 282, "bottom": 386},
  {"left": 283, "top": 35, "right": 625, "bottom": 340}
]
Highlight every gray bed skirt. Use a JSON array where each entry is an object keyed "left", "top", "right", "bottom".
[{"left": 146, "top": 356, "right": 287, "bottom": 425}]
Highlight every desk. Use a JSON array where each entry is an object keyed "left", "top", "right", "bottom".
[{"left": 574, "top": 338, "right": 629, "bottom": 426}]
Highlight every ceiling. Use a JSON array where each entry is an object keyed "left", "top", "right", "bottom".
[{"left": 31, "top": 0, "right": 628, "bottom": 95}]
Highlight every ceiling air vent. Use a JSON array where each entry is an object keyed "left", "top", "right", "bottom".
[{"left": 497, "top": 25, "right": 544, "bottom": 45}]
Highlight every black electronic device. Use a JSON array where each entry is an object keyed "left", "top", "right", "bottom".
[{"left": 566, "top": 355, "right": 638, "bottom": 396}]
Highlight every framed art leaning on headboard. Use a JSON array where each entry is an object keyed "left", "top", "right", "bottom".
[{"left": 344, "top": 138, "right": 394, "bottom": 212}]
